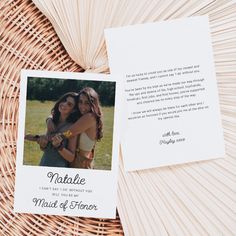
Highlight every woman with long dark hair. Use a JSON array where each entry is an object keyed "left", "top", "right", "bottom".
[
  {"left": 51, "top": 87, "right": 103, "bottom": 169},
  {"left": 38, "top": 92, "right": 79, "bottom": 167}
]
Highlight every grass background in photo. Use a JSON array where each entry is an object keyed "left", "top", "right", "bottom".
[{"left": 23, "top": 100, "right": 114, "bottom": 170}]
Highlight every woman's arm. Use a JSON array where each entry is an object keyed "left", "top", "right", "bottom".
[
  {"left": 52, "top": 134, "right": 77, "bottom": 162},
  {"left": 63, "top": 113, "right": 96, "bottom": 138},
  {"left": 37, "top": 135, "right": 48, "bottom": 150},
  {"left": 37, "top": 117, "right": 55, "bottom": 149},
  {"left": 46, "top": 117, "right": 56, "bottom": 134}
]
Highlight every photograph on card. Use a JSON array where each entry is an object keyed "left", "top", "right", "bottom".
[{"left": 24, "top": 76, "right": 115, "bottom": 171}]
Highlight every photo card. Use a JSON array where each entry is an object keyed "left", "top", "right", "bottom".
[{"left": 14, "top": 69, "right": 121, "bottom": 218}]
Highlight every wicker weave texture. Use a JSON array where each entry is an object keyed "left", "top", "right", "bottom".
[
  {"left": 0, "top": 0, "right": 123, "bottom": 235},
  {"left": 31, "top": 0, "right": 236, "bottom": 235}
]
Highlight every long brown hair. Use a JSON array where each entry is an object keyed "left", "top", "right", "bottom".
[
  {"left": 78, "top": 87, "right": 103, "bottom": 141},
  {"left": 51, "top": 92, "right": 79, "bottom": 125}
]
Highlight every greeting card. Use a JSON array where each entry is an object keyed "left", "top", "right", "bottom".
[{"left": 14, "top": 70, "right": 121, "bottom": 218}]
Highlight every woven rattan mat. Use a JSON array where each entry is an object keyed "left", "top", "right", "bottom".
[{"left": 0, "top": 0, "right": 123, "bottom": 235}]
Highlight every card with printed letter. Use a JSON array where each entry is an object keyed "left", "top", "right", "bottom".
[
  {"left": 14, "top": 70, "right": 121, "bottom": 218},
  {"left": 105, "top": 16, "right": 225, "bottom": 171}
]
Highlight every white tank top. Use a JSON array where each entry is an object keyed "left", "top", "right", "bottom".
[{"left": 78, "top": 132, "right": 96, "bottom": 151}]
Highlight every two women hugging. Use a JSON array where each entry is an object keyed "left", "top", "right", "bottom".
[{"left": 25, "top": 87, "right": 103, "bottom": 169}]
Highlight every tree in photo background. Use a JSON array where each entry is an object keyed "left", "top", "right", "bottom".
[{"left": 27, "top": 77, "right": 115, "bottom": 106}]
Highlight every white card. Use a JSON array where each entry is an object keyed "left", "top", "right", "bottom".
[
  {"left": 105, "top": 16, "right": 225, "bottom": 171},
  {"left": 14, "top": 69, "right": 121, "bottom": 218}
]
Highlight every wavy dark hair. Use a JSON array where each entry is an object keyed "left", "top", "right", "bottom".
[
  {"left": 51, "top": 92, "right": 79, "bottom": 125},
  {"left": 78, "top": 87, "right": 103, "bottom": 141}
]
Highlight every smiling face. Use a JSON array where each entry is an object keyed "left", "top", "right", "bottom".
[
  {"left": 58, "top": 96, "right": 76, "bottom": 116},
  {"left": 78, "top": 94, "right": 91, "bottom": 115}
]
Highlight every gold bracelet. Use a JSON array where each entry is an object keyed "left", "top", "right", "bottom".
[{"left": 63, "top": 130, "right": 72, "bottom": 139}]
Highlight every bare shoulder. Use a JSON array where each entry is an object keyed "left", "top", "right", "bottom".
[{"left": 82, "top": 113, "right": 96, "bottom": 124}]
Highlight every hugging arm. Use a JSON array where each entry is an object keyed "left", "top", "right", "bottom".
[
  {"left": 46, "top": 117, "right": 77, "bottom": 162},
  {"left": 52, "top": 134, "right": 77, "bottom": 162},
  {"left": 62, "top": 113, "right": 95, "bottom": 138}
]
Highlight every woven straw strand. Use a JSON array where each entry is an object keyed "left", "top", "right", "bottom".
[{"left": 0, "top": 0, "right": 123, "bottom": 235}]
